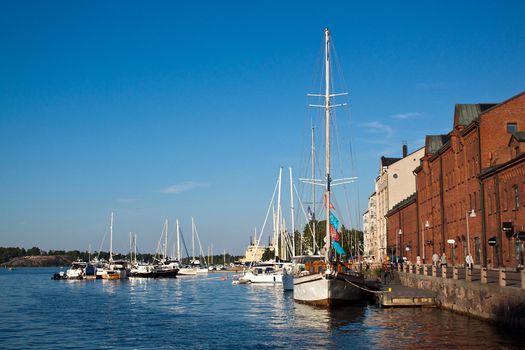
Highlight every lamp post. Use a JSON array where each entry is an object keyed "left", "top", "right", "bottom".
[
  {"left": 421, "top": 220, "right": 430, "bottom": 263},
  {"left": 466, "top": 209, "right": 476, "bottom": 255},
  {"left": 397, "top": 229, "right": 402, "bottom": 262}
]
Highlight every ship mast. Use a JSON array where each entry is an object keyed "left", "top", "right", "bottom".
[
  {"left": 109, "top": 211, "right": 114, "bottom": 263},
  {"left": 324, "top": 28, "right": 332, "bottom": 264}
]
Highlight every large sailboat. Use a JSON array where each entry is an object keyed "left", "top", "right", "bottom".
[{"left": 292, "top": 28, "right": 365, "bottom": 306}]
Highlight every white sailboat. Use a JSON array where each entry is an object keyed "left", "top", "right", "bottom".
[
  {"left": 292, "top": 28, "right": 364, "bottom": 306},
  {"left": 98, "top": 212, "right": 128, "bottom": 280},
  {"left": 178, "top": 217, "right": 208, "bottom": 275},
  {"left": 238, "top": 168, "right": 289, "bottom": 284}
]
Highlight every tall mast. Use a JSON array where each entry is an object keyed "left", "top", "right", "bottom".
[
  {"left": 129, "top": 232, "right": 132, "bottom": 263},
  {"left": 109, "top": 211, "right": 114, "bottom": 263},
  {"left": 324, "top": 27, "right": 331, "bottom": 263},
  {"left": 311, "top": 126, "right": 316, "bottom": 254},
  {"left": 275, "top": 167, "right": 282, "bottom": 260},
  {"left": 176, "top": 219, "right": 181, "bottom": 261},
  {"left": 289, "top": 166, "right": 295, "bottom": 256},
  {"left": 192, "top": 217, "right": 195, "bottom": 262},
  {"left": 164, "top": 219, "right": 168, "bottom": 261},
  {"left": 134, "top": 234, "right": 137, "bottom": 264}
]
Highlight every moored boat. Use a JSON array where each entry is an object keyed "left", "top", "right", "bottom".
[{"left": 292, "top": 28, "right": 365, "bottom": 306}]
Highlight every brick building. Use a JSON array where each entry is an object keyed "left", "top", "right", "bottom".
[
  {"left": 385, "top": 193, "right": 418, "bottom": 264},
  {"left": 412, "top": 91, "right": 525, "bottom": 268}
]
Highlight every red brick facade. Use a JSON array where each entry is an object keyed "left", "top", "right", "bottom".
[
  {"left": 385, "top": 195, "right": 418, "bottom": 264},
  {"left": 388, "top": 91, "right": 525, "bottom": 268}
]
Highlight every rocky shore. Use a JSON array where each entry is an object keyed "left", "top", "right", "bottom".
[{"left": 4, "top": 255, "right": 72, "bottom": 267}]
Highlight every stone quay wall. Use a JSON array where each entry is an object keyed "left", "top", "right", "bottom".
[{"left": 398, "top": 272, "right": 525, "bottom": 328}]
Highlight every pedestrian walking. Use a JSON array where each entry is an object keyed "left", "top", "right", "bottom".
[
  {"left": 432, "top": 252, "right": 439, "bottom": 266},
  {"left": 440, "top": 253, "right": 447, "bottom": 267},
  {"left": 465, "top": 253, "right": 473, "bottom": 269}
]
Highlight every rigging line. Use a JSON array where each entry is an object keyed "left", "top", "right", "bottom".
[
  {"left": 293, "top": 182, "right": 317, "bottom": 254},
  {"left": 192, "top": 220, "right": 207, "bottom": 266},
  {"left": 332, "top": 40, "right": 362, "bottom": 234},
  {"left": 337, "top": 273, "right": 387, "bottom": 294},
  {"left": 97, "top": 220, "right": 109, "bottom": 260},
  {"left": 154, "top": 221, "right": 166, "bottom": 262},
  {"left": 248, "top": 175, "right": 279, "bottom": 269},
  {"left": 179, "top": 227, "right": 191, "bottom": 263}
]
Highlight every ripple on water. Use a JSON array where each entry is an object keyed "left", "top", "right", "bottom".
[{"left": 1, "top": 268, "right": 524, "bottom": 349}]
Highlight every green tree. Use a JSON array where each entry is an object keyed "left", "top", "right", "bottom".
[{"left": 261, "top": 247, "right": 274, "bottom": 261}]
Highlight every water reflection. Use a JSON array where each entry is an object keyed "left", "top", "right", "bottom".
[{"left": 1, "top": 269, "right": 525, "bottom": 349}]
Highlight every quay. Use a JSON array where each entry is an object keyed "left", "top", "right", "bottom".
[
  {"left": 385, "top": 263, "right": 525, "bottom": 328},
  {"left": 378, "top": 272, "right": 436, "bottom": 307}
]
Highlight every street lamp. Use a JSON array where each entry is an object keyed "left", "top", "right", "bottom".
[
  {"left": 397, "top": 229, "right": 403, "bottom": 262},
  {"left": 421, "top": 220, "right": 430, "bottom": 263},
  {"left": 466, "top": 209, "right": 476, "bottom": 256}
]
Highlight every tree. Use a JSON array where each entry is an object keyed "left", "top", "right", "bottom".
[{"left": 261, "top": 247, "right": 274, "bottom": 261}]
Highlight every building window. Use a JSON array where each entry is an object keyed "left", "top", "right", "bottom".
[
  {"left": 473, "top": 191, "right": 477, "bottom": 211},
  {"left": 504, "top": 189, "right": 508, "bottom": 211},
  {"left": 507, "top": 123, "right": 517, "bottom": 133},
  {"left": 514, "top": 185, "right": 519, "bottom": 210}
]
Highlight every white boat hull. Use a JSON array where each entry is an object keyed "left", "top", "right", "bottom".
[
  {"left": 239, "top": 271, "right": 282, "bottom": 284},
  {"left": 178, "top": 268, "right": 197, "bottom": 275},
  {"left": 293, "top": 272, "right": 363, "bottom": 306}
]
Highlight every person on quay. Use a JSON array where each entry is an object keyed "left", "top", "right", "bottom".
[
  {"left": 440, "top": 253, "right": 447, "bottom": 267},
  {"left": 432, "top": 252, "right": 439, "bottom": 266},
  {"left": 465, "top": 253, "right": 473, "bottom": 269}
]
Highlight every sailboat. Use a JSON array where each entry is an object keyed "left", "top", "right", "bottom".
[
  {"left": 292, "top": 28, "right": 364, "bottom": 305},
  {"left": 178, "top": 217, "right": 208, "bottom": 275},
  {"left": 98, "top": 212, "right": 128, "bottom": 280}
]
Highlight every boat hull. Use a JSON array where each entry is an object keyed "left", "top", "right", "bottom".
[
  {"left": 239, "top": 271, "right": 282, "bottom": 284},
  {"left": 130, "top": 269, "right": 179, "bottom": 278},
  {"left": 293, "top": 272, "right": 363, "bottom": 306}
]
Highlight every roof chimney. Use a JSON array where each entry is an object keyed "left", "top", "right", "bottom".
[{"left": 402, "top": 142, "right": 408, "bottom": 158}]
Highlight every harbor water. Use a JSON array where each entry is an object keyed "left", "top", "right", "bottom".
[{"left": 1, "top": 268, "right": 523, "bottom": 349}]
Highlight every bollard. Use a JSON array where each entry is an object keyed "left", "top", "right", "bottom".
[
  {"left": 521, "top": 269, "right": 525, "bottom": 290},
  {"left": 466, "top": 267, "right": 472, "bottom": 282},
  {"left": 432, "top": 265, "right": 437, "bottom": 277},
  {"left": 453, "top": 266, "right": 458, "bottom": 280},
  {"left": 423, "top": 265, "right": 428, "bottom": 276},
  {"left": 442, "top": 266, "right": 447, "bottom": 279},
  {"left": 416, "top": 265, "right": 420, "bottom": 275},
  {"left": 397, "top": 264, "right": 401, "bottom": 272},
  {"left": 499, "top": 269, "right": 506, "bottom": 287},
  {"left": 481, "top": 267, "right": 488, "bottom": 284}
]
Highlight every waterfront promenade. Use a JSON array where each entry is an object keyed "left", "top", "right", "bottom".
[{"left": 390, "top": 263, "right": 525, "bottom": 328}]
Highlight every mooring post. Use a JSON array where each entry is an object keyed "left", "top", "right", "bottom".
[
  {"left": 442, "top": 266, "right": 447, "bottom": 279},
  {"left": 432, "top": 265, "right": 436, "bottom": 277},
  {"left": 481, "top": 267, "right": 488, "bottom": 284},
  {"left": 453, "top": 266, "right": 458, "bottom": 280},
  {"left": 466, "top": 267, "right": 472, "bottom": 282},
  {"left": 499, "top": 268, "right": 506, "bottom": 287}
]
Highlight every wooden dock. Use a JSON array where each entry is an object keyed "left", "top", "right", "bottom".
[{"left": 377, "top": 272, "right": 437, "bottom": 307}]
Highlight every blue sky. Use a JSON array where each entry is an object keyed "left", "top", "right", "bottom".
[{"left": 1, "top": 1, "right": 524, "bottom": 255}]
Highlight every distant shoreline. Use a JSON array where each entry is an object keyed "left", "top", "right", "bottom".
[{"left": 4, "top": 255, "right": 72, "bottom": 268}]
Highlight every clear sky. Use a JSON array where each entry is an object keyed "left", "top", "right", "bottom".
[{"left": 1, "top": 1, "right": 524, "bottom": 255}]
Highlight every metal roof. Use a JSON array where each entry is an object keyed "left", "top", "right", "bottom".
[
  {"left": 512, "top": 131, "right": 525, "bottom": 142},
  {"left": 426, "top": 134, "right": 450, "bottom": 154},
  {"left": 455, "top": 103, "right": 497, "bottom": 127}
]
